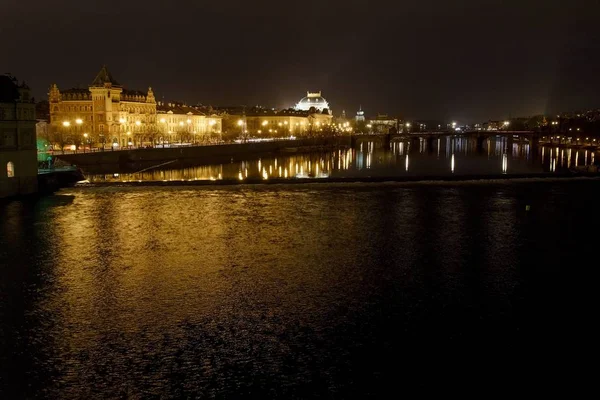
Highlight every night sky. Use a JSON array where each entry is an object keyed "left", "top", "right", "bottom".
[{"left": 2, "top": 0, "right": 599, "bottom": 122}]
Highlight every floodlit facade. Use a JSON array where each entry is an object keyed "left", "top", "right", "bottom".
[
  {"left": 156, "top": 103, "right": 223, "bottom": 144},
  {"left": 48, "top": 66, "right": 157, "bottom": 148},
  {"left": 230, "top": 109, "right": 333, "bottom": 139},
  {"left": 367, "top": 114, "right": 399, "bottom": 134},
  {"left": 0, "top": 75, "right": 37, "bottom": 198}
]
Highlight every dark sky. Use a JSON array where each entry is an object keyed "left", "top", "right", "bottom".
[{"left": 2, "top": 0, "right": 599, "bottom": 122}]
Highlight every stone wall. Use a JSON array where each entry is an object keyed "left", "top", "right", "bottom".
[{"left": 0, "top": 150, "right": 38, "bottom": 198}]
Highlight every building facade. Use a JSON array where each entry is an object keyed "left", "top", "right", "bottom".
[
  {"left": 367, "top": 114, "right": 399, "bottom": 134},
  {"left": 49, "top": 66, "right": 157, "bottom": 149},
  {"left": 0, "top": 75, "right": 37, "bottom": 198},
  {"left": 157, "top": 103, "right": 223, "bottom": 144},
  {"left": 223, "top": 107, "right": 333, "bottom": 140}
]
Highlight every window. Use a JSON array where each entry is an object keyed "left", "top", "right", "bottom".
[
  {"left": 7, "top": 161, "right": 14, "bottom": 178},
  {"left": 3, "top": 130, "right": 15, "bottom": 146}
]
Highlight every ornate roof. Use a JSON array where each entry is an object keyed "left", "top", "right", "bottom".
[
  {"left": 62, "top": 88, "right": 90, "bottom": 94},
  {"left": 91, "top": 65, "right": 120, "bottom": 87},
  {"left": 295, "top": 91, "right": 329, "bottom": 111},
  {"left": 157, "top": 104, "right": 205, "bottom": 116},
  {"left": 122, "top": 89, "right": 146, "bottom": 97}
]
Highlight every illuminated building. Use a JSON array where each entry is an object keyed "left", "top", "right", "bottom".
[
  {"left": 48, "top": 65, "right": 157, "bottom": 148},
  {"left": 0, "top": 75, "right": 37, "bottom": 198},
  {"left": 367, "top": 114, "right": 399, "bottom": 134},
  {"left": 295, "top": 91, "right": 331, "bottom": 113},
  {"left": 241, "top": 109, "right": 333, "bottom": 138},
  {"left": 157, "top": 103, "right": 222, "bottom": 144}
]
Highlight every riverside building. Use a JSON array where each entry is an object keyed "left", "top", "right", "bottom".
[{"left": 0, "top": 75, "right": 37, "bottom": 198}]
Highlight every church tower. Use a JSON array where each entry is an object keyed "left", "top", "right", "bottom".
[{"left": 356, "top": 106, "right": 365, "bottom": 122}]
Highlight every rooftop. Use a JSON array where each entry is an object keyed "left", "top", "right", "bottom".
[
  {"left": 91, "top": 65, "right": 120, "bottom": 87},
  {"left": 157, "top": 104, "right": 205, "bottom": 116}
]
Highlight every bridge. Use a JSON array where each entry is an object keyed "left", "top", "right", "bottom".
[{"left": 351, "top": 130, "right": 540, "bottom": 149}]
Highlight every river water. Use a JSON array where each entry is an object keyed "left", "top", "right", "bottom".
[
  {"left": 1, "top": 176, "right": 598, "bottom": 397},
  {"left": 84, "top": 137, "right": 598, "bottom": 183}
]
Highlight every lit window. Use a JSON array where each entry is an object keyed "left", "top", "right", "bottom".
[{"left": 7, "top": 161, "right": 15, "bottom": 178}]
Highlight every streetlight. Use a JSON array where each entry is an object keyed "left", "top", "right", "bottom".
[
  {"left": 83, "top": 133, "right": 89, "bottom": 153},
  {"left": 237, "top": 119, "right": 245, "bottom": 140},
  {"left": 61, "top": 121, "right": 72, "bottom": 153}
]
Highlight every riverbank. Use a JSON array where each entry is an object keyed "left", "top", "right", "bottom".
[
  {"left": 76, "top": 172, "right": 600, "bottom": 189},
  {"left": 56, "top": 137, "right": 350, "bottom": 168}
]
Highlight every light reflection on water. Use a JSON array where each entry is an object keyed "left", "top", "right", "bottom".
[
  {"left": 83, "top": 136, "right": 598, "bottom": 183},
  {"left": 1, "top": 181, "right": 598, "bottom": 397}
]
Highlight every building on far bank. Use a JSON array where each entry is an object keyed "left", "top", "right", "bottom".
[
  {"left": 0, "top": 75, "right": 37, "bottom": 198},
  {"left": 48, "top": 65, "right": 157, "bottom": 149},
  {"left": 367, "top": 114, "right": 399, "bottom": 134},
  {"left": 221, "top": 106, "right": 334, "bottom": 140},
  {"left": 156, "top": 102, "right": 222, "bottom": 144}
]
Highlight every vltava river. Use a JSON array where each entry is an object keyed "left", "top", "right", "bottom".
[
  {"left": 1, "top": 179, "right": 597, "bottom": 397},
  {"left": 84, "top": 137, "right": 599, "bottom": 183}
]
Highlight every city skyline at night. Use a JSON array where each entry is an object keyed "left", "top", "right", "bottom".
[{"left": 2, "top": 0, "right": 600, "bottom": 122}]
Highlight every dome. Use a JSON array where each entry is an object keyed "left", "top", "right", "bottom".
[{"left": 295, "top": 91, "right": 329, "bottom": 112}]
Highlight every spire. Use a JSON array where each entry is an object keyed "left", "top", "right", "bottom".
[
  {"left": 147, "top": 87, "right": 156, "bottom": 103},
  {"left": 48, "top": 84, "right": 61, "bottom": 102},
  {"left": 91, "top": 65, "right": 120, "bottom": 87}
]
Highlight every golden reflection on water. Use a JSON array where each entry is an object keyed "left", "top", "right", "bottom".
[
  {"left": 87, "top": 138, "right": 599, "bottom": 183},
  {"left": 1, "top": 180, "right": 598, "bottom": 397}
]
